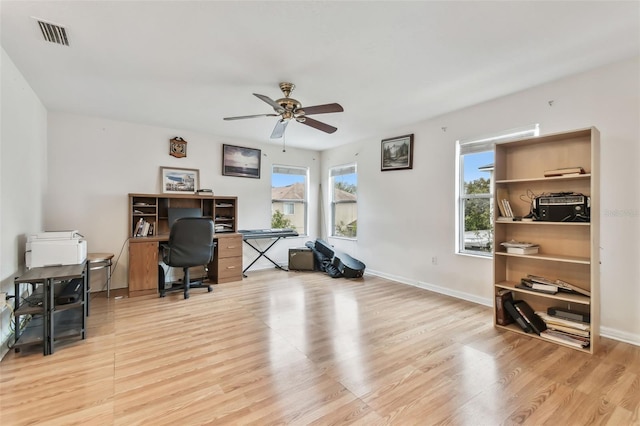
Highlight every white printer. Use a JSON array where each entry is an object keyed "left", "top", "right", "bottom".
[{"left": 26, "top": 230, "right": 87, "bottom": 268}]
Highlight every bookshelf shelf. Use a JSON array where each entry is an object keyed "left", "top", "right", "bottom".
[
  {"left": 495, "top": 173, "right": 591, "bottom": 184},
  {"left": 495, "top": 323, "right": 591, "bottom": 353},
  {"left": 492, "top": 127, "right": 599, "bottom": 354},
  {"left": 495, "top": 281, "right": 590, "bottom": 305},
  {"left": 494, "top": 251, "right": 590, "bottom": 265}
]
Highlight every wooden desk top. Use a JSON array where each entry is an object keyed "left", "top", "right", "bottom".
[{"left": 128, "top": 232, "right": 241, "bottom": 244}]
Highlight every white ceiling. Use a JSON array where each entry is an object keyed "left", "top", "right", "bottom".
[{"left": 1, "top": 1, "right": 639, "bottom": 151}]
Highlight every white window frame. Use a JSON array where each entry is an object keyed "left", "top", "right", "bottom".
[
  {"left": 272, "top": 165, "right": 309, "bottom": 235},
  {"left": 455, "top": 124, "right": 540, "bottom": 256},
  {"left": 330, "top": 163, "right": 358, "bottom": 239}
]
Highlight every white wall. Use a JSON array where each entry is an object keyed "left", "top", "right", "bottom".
[
  {"left": 3, "top": 49, "right": 638, "bottom": 359},
  {"left": 321, "top": 56, "right": 640, "bottom": 345},
  {"left": 45, "top": 114, "right": 320, "bottom": 288},
  {"left": 0, "top": 48, "right": 48, "bottom": 358}
]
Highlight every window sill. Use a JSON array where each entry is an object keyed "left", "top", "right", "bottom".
[{"left": 457, "top": 251, "right": 492, "bottom": 259}]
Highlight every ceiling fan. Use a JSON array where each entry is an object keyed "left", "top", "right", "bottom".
[{"left": 223, "top": 82, "right": 344, "bottom": 139}]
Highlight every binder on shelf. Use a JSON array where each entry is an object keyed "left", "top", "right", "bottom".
[
  {"left": 503, "top": 299, "right": 532, "bottom": 333},
  {"left": 504, "top": 299, "right": 547, "bottom": 335},
  {"left": 512, "top": 300, "right": 547, "bottom": 335},
  {"left": 495, "top": 290, "right": 514, "bottom": 326}
]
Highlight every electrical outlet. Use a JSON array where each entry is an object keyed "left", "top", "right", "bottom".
[{"left": 431, "top": 256, "right": 438, "bottom": 265}]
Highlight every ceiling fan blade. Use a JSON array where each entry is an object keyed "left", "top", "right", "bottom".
[
  {"left": 254, "top": 93, "right": 284, "bottom": 113},
  {"left": 300, "top": 117, "right": 337, "bottom": 134},
  {"left": 270, "top": 119, "right": 289, "bottom": 139},
  {"left": 223, "top": 113, "right": 278, "bottom": 121},
  {"left": 298, "top": 103, "right": 343, "bottom": 115}
]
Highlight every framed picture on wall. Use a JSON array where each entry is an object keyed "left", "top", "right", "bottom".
[
  {"left": 160, "top": 167, "right": 200, "bottom": 193},
  {"left": 222, "top": 144, "right": 261, "bottom": 179},
  {"left": 381, "top": 134, "right": 414, "bottom": 171}
]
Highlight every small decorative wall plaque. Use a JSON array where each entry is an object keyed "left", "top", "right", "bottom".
[{"left": 169, "top": 137, "right": 187, "bottom": 158}]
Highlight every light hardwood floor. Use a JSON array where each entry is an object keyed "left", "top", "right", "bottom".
[{"left": 1, "top": 269, "right": 639, "bottom": 425}]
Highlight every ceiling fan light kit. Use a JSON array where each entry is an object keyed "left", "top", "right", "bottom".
[{"left": 224, "top": 82, "right": 343, "bottom": 139}]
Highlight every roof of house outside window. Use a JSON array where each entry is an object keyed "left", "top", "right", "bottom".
[{"left": 272, "top": 183, "right": 305, "bottom": 201}]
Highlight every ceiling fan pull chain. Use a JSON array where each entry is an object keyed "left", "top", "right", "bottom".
[{"left": 282, "top": 133, "right": 286, "bottom": 152}]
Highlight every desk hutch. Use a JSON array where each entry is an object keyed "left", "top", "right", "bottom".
[{"left": 128, "top": 193, "right": 243, "bottom": 296}]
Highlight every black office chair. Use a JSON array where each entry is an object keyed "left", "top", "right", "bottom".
[{"left": 161, "top": 217, "right": 215, "bottom": 299}]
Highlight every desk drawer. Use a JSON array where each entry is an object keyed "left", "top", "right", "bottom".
[
  {"left": 217, "top": 236, "right": 242, "bottom": 258},
  {"left": 214, "top": 256, "right": 242, "bottom": 283}
]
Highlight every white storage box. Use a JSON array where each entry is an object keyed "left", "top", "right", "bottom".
[{"left": 26, "top": 231, "right": 87, "bottom": 268}]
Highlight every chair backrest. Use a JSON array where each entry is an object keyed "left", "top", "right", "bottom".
[{"left": 163, "top": 217, "right": 215, "bottom": 268}]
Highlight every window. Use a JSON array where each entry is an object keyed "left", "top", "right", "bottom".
[
  {"left": 330, "top": 163, "right": 357, "bottom": 238},
  {"left": 456, "top": 124, "right": 539, "bottom": 256},
  {"left": 283, "top": 202, "right": 295, "bottom": 215},
  {"left": 272, "top": 165, "right": 308, "bottom": 235}
]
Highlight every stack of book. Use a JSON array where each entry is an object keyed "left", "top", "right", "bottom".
[
  {"left": 500, "top": 241, "right": 539, "bottom": 255},
  {"left": 536, "top": 310, "right": 590, "bottom": 348},
  {"left": 497, "top": 198, "right": 514, "bottom": 219},
  {"left": 133, "top": 218, "right": 154, "bottom": 237},
  {"left": 527, "top": 274, "right": 590, "bottom": 296}
]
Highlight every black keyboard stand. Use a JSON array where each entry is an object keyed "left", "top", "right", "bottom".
[{"left": 242, "top": 237, "right": 289, "bottom": 277}]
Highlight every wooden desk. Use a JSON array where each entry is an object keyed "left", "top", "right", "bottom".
[{"left": 128, "top": 233, "right": 242, "bottom": 297}]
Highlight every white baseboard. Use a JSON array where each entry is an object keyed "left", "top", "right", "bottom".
[
  {"left": 365, "top": 269, "right": 492, "bottom": 307},
  {"left": 365, "top": 269, "right": 640, "bottom": 348},
  {"left": 600, "top": 326, "right": 640, "bottom": 346}
]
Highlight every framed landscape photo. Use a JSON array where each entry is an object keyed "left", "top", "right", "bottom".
[
  {"left": 381, "top": 134, "right": 414, "bottom": 171},
  {"left": 222, "top": 144, "right": 261, "bottom": 179},
  {"left": 160, "top": 167, "right": 199, "bottom": 193}
]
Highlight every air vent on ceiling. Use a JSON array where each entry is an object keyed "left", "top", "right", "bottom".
[{"left": 35, "top": 19, "right": 69, "bottom": 46}]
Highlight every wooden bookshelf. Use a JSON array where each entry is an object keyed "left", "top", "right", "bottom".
[{"left": 492, "top": 127, "right": 599, "bottom": 354}]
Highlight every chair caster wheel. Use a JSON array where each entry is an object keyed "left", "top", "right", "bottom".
[
  {"left": 160, "top": 292, "right": 166, "bottom": 298},
  {"left": 207, "top": 286, "right": 212, "bottom": 292}
]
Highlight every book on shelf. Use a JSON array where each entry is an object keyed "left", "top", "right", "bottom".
[
  {"left": 516, "top": 278, "right": 558, "bottom": 294},
  {"left": 501, "top": 199, "right": 514, "bottom": 217},
  {"left": 539, "top": 330, "right": 589, "bottom": 348},
  {"left": 545, "top": 323, "right": 590, "bottom": 338},
  {"left": 506, "top": 246, "right": 539, "bottom": 255},
  {"left": 543, "top": 167, "right": 585, "bottom": 177},
  {"left": 527, "top": 274, "right": 590, "bottom": 296},
  {"left": 495, "top": 289, "right": 514, "bottom": 326},
  {"left": 133, "top": 218, "right": 144, "bottom": 237},
  {"left": 141, "top": 221, "right": 150, "bottom": 237},
  {"left": 535, "top": 311, "right": 590, "bottom": 331},
  {"left": 496, "top": 187, "right": 510, "bottom": 216},
  {"left": 555, "top": 279, "right": 590, "bottom": 297},
  {"left": 501, "top": 241, "right": 538, "bottom": 254}
]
